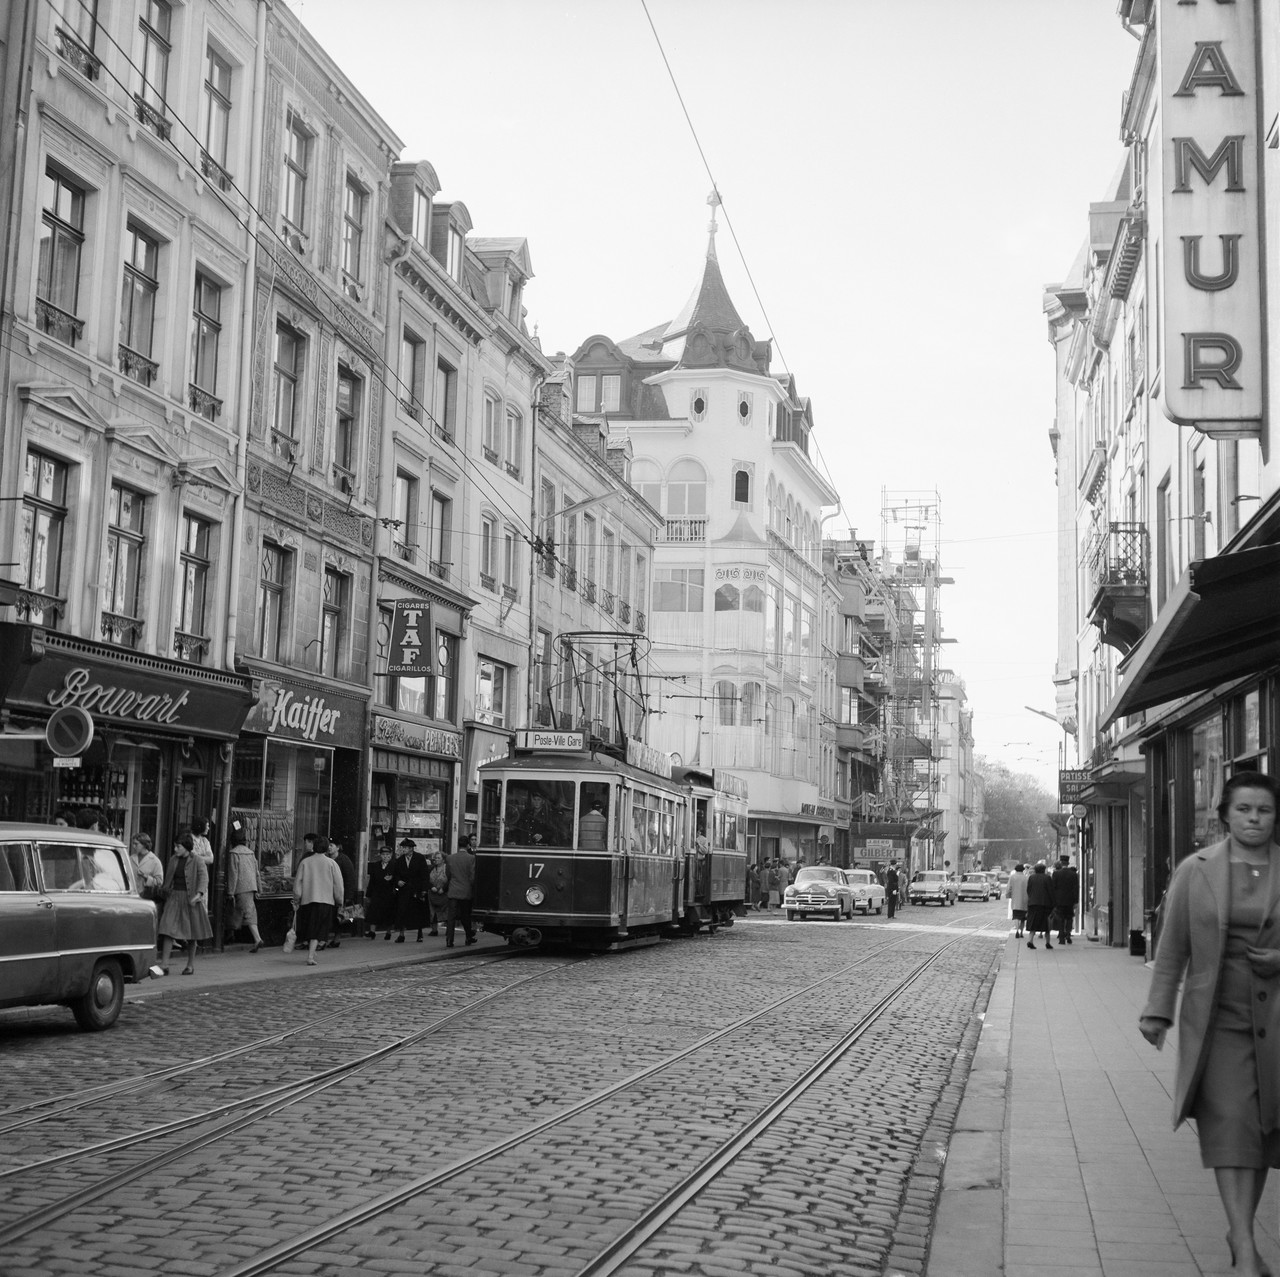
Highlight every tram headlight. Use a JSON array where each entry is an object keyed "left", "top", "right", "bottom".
[{"left": 525, "top": 886, "right": 545, "bottom": 906}]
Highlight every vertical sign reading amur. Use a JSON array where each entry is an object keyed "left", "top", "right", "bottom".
[{"left": 1159, "top": 0, "right": 1262, "bottom": 436}]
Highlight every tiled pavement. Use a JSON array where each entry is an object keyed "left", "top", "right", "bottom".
[{"left": 927, "top": 930, "right": 1280, "bottom": 1277}]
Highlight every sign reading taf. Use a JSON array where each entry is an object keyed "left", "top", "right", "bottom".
[{"left": 1159, "top": 0, "right": 1262, "bottom": 436}]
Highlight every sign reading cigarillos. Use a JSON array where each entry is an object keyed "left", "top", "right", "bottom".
[
  {"left": 1158, "top": 0, "right": 1262, "bottom": 437},
  {"left": 387, "top": 599, "right": 432, "bottom": 676}
]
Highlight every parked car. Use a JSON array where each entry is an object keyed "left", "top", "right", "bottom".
[
  {"left": 844, "top": 869, "right": 886, "bottom": 915},
  {"left": 785, "top": 866, "right": 855, "bottom": 921},
  {"left": 909, "top": 869, "right": 958, "bottom": 907},
  {"left": 958, "top": 872, "right": 992, "bottom": 902},
  {"left": 0, "top": 824, "right": 158, "bottom": 1030},
  {"left": 990, "top": 872, "right": 1008, "bottom": 899}
]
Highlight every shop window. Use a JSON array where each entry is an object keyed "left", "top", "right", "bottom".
[
  {"left": 1229, "top": 687, "right": 1267, "bottom": 773},
  {"left": 1190, "top": 711, "right": 1225, "bottom": 851},
  {"left": 19, "top": 448, "right": 68, "bottom": 626},
  {"left": 434, "top": 630, "right": 458, "bottom": 721}
]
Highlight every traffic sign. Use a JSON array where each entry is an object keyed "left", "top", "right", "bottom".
[{"left": 46, "top": 706, "right": 94, "bottom": 757}]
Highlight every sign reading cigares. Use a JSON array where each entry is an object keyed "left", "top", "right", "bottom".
[
  {"left": 386, "top": 599, "right": 432, "bottom": 676},
  {"left": 1159, "top": 0, "right": 1262, "bottom": 437}
]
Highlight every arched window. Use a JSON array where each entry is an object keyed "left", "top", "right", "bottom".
[
  {"left": 632, "top": 458, "right": 661, "bottom": 511},
  {"left": 668, "top": 459, "right": 707, "bottom": 518},
  {"left": 714, "top": 584, "right": 740, "bottom": 611},
  {"left": 743, "top": 584, "right": 764, "bottom": 613},
  {"left": 714, "top": 679, "right": 738, "bottom": 726},
  {"left": 733, "top": 468, "right": 750, "bottom": 504}
]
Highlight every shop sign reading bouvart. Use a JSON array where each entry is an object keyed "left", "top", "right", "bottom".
[
  {"left": 0, "top": 623, "right": 253, "bottom": 740},
  {"left": 242, "top": 680, "right": 366, "bottom": 750},
  {"left": 371, "top": 714, "right": 462, "bottom": 759}
]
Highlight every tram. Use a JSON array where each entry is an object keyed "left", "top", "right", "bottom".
[{"left": 474, "top": 729, "right": 748, "bottom": 949}]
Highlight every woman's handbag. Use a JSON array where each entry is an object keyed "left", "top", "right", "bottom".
[
  {"left": 282, "top": 916, "right": 297, "bottom": 953},
  {"left": 141, "top": 882, "right": 168, "bottom": 906}
]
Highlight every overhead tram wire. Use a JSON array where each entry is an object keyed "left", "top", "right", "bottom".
[
  {"left": 54, "top": 0, "right": 535, "bottom": 549},
  {"left": 637, "top": 0, "right": 845, "bottom": 506}
]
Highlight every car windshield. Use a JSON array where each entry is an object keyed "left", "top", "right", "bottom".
[
  {"left": 795, "top": 867, "right": 841, "bottom": 885},
  {"left": 962, "top": 874, "right": 984, "bottom": 882},
  {"left": 914, "top": 871, "right": 945, "bottom": 882}
]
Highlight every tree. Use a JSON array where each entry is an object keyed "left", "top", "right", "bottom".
[{"left": 974, "top": 757, "right": 1057, "bottom": 870}]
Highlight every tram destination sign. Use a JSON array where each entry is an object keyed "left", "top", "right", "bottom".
[
  {"left": 516, "top": 729, "right": 586, "bottom": 751},
  {"left": 1059, "top": 769, "right": 1091, "bottom": 806}
]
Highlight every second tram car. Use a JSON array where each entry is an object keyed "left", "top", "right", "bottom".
[{"left": 474, "top": 731, "right": 748, "bottom": 948}]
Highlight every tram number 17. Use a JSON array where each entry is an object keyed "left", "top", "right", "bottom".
[{"left": 528, "top": 863, "right": 544, "bottom": 879}]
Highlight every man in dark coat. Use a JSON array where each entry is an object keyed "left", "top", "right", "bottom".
[
  {"left": 1051, "top": 855, "right": 1080, "bottom": 945},
  {"left": 884, "top": 863, "right": 900, "bottom": 919},
  {"left": 445, "top": 838, "right": 477, "bottom": 947},
  {"left": 1025, "top": 861, "right": 1055, "bottom": 950}
]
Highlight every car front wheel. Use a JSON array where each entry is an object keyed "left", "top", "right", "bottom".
[
  {"left": 786, "top": 910, "right": 796, "bottom": 920},
  {"left": 72, "top": 958, "right": 124, "bottom": 1031}
]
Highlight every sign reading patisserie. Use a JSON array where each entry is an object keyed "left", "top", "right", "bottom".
[{"left": 1159, "top": 0, "right": 1262, "bottom": 436}]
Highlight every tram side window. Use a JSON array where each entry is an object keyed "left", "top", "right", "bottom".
[
  {"left": 578, "top": 782, "right": 609, "bottom": 851},
  {"left": 630, "top": 796, "right": 649, "bottom": 854},
  {"left": 504, "top": 779, "right": 574, "bottom": 848},
  {"left": 480, "top": 779, "right": 502, "bottom": 847}
]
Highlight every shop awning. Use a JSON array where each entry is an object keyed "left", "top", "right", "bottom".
[{"left": 1101, "top": 543, "right": 1280, "bottom": 728}]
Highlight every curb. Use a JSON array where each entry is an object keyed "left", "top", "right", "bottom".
[{"left": 920, "top": 935, "right": 1012, "bottom": 1277}]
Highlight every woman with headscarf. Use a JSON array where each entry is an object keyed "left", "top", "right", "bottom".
[
  {"left": 1141, "top": 772, "right": 1280, "bottom": 1277},
  {"left": 157, "top": 832, "right": 212, "bottom": 975}
]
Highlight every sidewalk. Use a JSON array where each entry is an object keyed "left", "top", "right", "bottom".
[
  {"left": 0, "top": 929, "right": 507, "bottom": 1026},
  {"left": 927, "top": 931, "right": 1280, "bottom": 1277}
]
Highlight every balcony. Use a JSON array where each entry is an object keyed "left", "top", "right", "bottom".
[
  {"left": 54, "top": 26, "right": 100, "bottom": 79},
  {"left": 393, "top": 540, "right": 416, "bottom": 565},
  {"left": 118, "top": 344, "right": 158, "bottom": 386},
  {"left": 429, "top": 560, "right": 449, "bottom": 582},
  {"left": 102, "top": 612, "right": 144, "bottom": 649},
  {"left": 583, "top": 579, "right": 597, "bottom": 604},
  {"left": 15, "top": 588, "right": 65, "bottom": 626},
  {"left": 1086, "top": 521, "right": 1149, "bottom": 653},
  {"left": 600, "top": 589, "right": 615, "bottom": 616},
  {"left": 562, "top": 565, "right": 577, "bottom": 593},
  {"left": 35, "top": 298, "right": 84, "bottom": 346},
  {"left": 483, "top": 446, "right": 499, "bottom": 464},
  {"left": 619, "top": 600, "right": 631, "bottom": 624},
  {"left": 188, "top": 383, "right": 223, "bottom": 420},
  {"left": 480, "top": 573, "right": 496, "bottom": 592},
  {"left": 635, "top": 609, "right": 646, "bottom": 634},
  {"left": 133, "top": 94, "right": 172, "bottom": 141},
  {"left": 173, "top": 630, "right": 210, "bottom": 663},
  {"left": 662, "top": 517, "right": 706, "bottom": 543},
  {"left": 199, "top": 150, "right": 232, "bottom": 193}
]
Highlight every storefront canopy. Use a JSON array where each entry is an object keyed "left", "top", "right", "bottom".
[{"left": 1102, "top": 543, "right": 1280, "bottom": 728}]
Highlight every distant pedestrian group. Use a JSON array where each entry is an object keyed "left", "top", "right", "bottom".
[
  {"left": 363, "top": 835, "right": 474, "bottom": 946},
  {"left": 1017, "top": 855, "right": 1080, "bottom": 950}
]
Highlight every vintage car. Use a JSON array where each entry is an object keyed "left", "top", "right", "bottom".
[
  {"left": 958, "top": 872, "right": 993, "bottom": 901},
  {"left": 908, "top": 869, "right": 958, "bottom": 907},
  {"left": 0, "top": 824, "right": 158, "bottom": 1029},
  {"left": 844, "top": 868, "right": 886, "bottom": 915},
  {"left": 784, "top": 866, "right": 855, "bottom": 921}
]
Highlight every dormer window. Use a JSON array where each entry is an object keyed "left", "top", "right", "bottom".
[
  {"left": 446, "top": 226, "right": 463, "bottom": 281},
  {"left": 575, "top": 373, "right": 621, "bottom": 414},
  {"left": 412, "top": 187, "right": 430, "bottom": 248}
]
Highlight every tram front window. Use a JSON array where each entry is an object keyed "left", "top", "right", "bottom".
[{"left": 504, "top": 780, "right": 574, "bottom": 848}]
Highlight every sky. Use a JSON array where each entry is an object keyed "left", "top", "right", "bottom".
[{"left": 289, "top": 0, "right": 1139, "bottom": 790}]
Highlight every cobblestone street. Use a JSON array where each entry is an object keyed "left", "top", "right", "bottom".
[{"left": 0, "top": 905, "right": 1006, "bottom": 1277}]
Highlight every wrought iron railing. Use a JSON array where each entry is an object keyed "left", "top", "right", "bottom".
[
  {"left": 133, "top": 94, "right": 171, "bottom": 141},
  {"left": 36, "top": 298, "right": 84, "bottom": 345},
  {"left": 173, "top": 630, "right": 210, "bottom": 663},
  {"left": 54, "top": 26, "right": 100, "bottom": 79},
  {"left": 619, "top": 600, "right": 631, "bottom": 624},
  {"left": 635, "top": 610, "right": 646, "bottom": 634},
  {"left": 562, "top": 566, "right": 577, "bottom": 593},
  {"left": 584, "top": 579, "right": 597, "bottom": 604},
  {"left": 188, "top": 383, "right": 222, "bottom": 419},
  {"left": 118, "top": 343, "right": 158, "bottom": 386},
  {"left": 199, "top": 150, "right": 232, "bottom": 192},
  {"left": 15, "top": 588, "right": 65, "bottom": 626},
  {"left": 102, "top": 612, "right": 144, "bottom": 648},
  {"left": 1087, "top": 521, "right": 1148, "bottom": 589},
  {"left": 601, "top": 589, "right": 615, "bottom": 615}
]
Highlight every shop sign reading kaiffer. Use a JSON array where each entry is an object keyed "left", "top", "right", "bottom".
[
  {"left": 1159, "top": 0, "right": 1261, "bottom": 436},
  {"left": 242, "top": 679, "right": 365, "bottom": 750},
  {"left": 372, "top": 713, "right": 462, "bottom": 758}
]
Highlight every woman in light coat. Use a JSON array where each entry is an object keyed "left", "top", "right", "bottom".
[
  {"left": 225, "top": 825, "right": 265, "bottom": 952},
  {"left": 292, "top": 833, "right": 344, "bottom": 967},
  {"left": 1008, "top": 864, "right": 1029, "bottom": 939},
  {"left": 1141, "top": 771, "right": 1280, "bottom": 1277}
]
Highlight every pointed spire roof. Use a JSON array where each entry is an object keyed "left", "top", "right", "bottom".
[{"left": 653, "top": 191, "right": 768, "bottom": 373}]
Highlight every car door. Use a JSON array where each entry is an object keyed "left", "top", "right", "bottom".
[
  {"left": 0, "top": 840, "right": 59, "bottom": 1005},
  {"left": 32, "top": 839, "right": 116, "bottom": 1000}
]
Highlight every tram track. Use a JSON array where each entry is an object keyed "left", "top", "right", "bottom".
[
  {"left": 0, "top": 953, "right": 579, "bottom": 1243},
  {"left": 204, "top": 930, "right": 968, "bottom": 1277},
  {"left": 0, "top": 951, "right": 520, "bottom": 1136}
]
